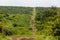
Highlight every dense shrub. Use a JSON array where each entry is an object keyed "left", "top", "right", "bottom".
[{"left": 3, "top": 28, "right": 16, "bottom": 36}]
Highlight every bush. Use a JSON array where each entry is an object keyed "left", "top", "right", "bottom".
[{"left": 3, "top": 28, "right": 16, "bottom": 36}]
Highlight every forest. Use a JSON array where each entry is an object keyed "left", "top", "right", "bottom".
[{"left": 0, "top": 6, "right": 60, "bottom": 40}]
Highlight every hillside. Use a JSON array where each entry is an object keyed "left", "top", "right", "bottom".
[{"left": 0, "top": 6, "right": 60, "bottom": 40}]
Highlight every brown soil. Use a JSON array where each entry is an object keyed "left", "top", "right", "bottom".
[{"left": 12, "top": 37, "right": 35, "bottom": 40}]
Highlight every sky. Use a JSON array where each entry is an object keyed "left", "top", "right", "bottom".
[{"left": 0, "top": 0, "right": 60, "bottom": 7}]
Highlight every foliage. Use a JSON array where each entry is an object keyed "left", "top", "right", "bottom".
[{"left": 0, "top": 6, "right": 60, "bottom": 40}]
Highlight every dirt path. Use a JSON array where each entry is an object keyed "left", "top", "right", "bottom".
[
  {"left": 30, "top": 7, "right": 37, "bottom": 36},
  {"left": 11, "top": 36, "right": 35, "bottom": 40}
]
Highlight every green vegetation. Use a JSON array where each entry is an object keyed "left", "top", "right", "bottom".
[
  {"left": 35, "top": 7, "right": 60, "bottom": 40},
  {"left": 0, "top": 6, "right": 33, "bottom": 40},
  {"left": 0, "top": 6, "right": 60, "bottom": 40}
]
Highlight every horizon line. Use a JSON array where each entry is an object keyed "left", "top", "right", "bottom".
[{"left": 0, "top": 5, "right": 60, "bottom": 7}]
